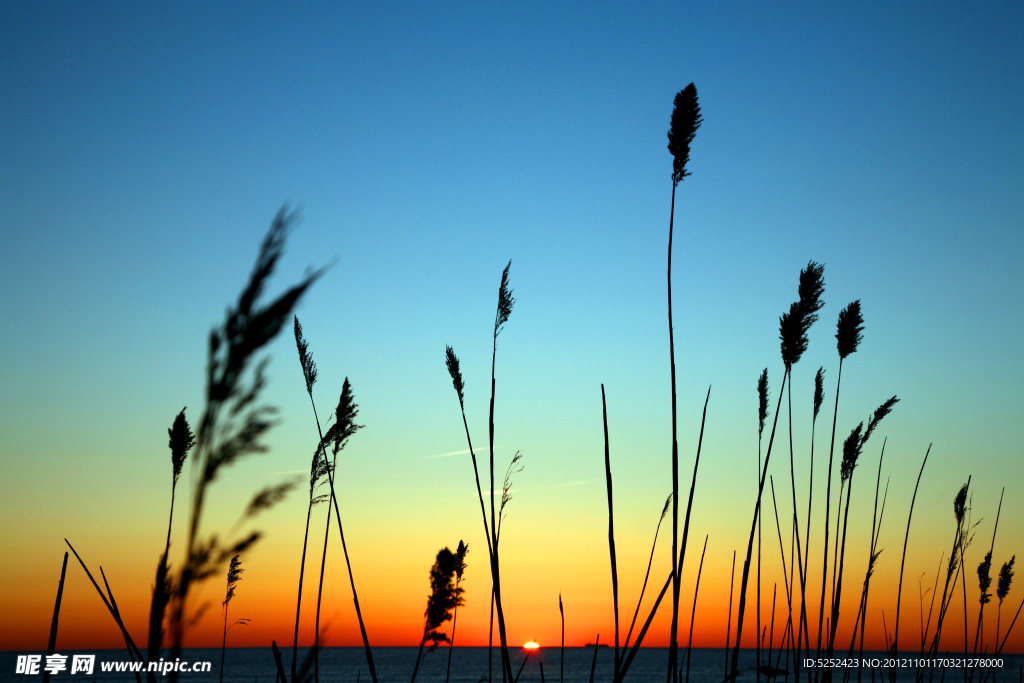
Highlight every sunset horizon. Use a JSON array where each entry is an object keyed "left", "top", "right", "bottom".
[{"left": 2, "top": 3, "right": 1021, "bottom": 682}]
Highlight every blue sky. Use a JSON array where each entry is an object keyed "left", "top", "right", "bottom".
[{"left": 1, "top": 0, "right": 1022, "bottom": 650}]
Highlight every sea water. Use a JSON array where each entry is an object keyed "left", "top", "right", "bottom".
[{"left": 1, "top": 648, "right": 1020, "bottom": 683}]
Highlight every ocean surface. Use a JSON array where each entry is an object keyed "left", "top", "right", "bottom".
[{"left": 2, "top": 647, "right": 1020, "bottom": 683}]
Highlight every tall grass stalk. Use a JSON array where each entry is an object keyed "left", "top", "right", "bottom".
[
  {"left": 601, "top": 385, "right": 621, "bottom": 679},
  {"left": 827, "top": 400, "right": 899, "bottom": 676},
  {"left": 731, "top": 364, "right": 788, "bottom": 683},
  {"left": 319, "top": 380, "right": 377, "bottom": 683},
  {"left": 848, "top": 452, "right": 888, "bottom": 683},
  {"left": 615, "top": 570, "right": 674, "bottom": 683},
  {"left": 805, "top": 366, "right": 825, "bottom": 659},
  {"left": 291, "top": 317, "right": 331, "bottom": 683},
  {"left": 559, "top": 592, "right": 564, "bottom": 683},
  {"left": 445, "top": 541, "right": 468, "bottom": 683},
  {"left": 220, "top": 555, "right": 247, "bottom": 683},
  {"left": 927, "top": 480, "right": 972, "bottom": 667},
  {"left": 726, "top": 550, "right": 736, "bottom": 683},
  {"left": 65, "top": 540, "right": 145, "bottom": 683},
  {"left": 816, "top": 299, "right": 864, "bottom": 682},
  {"left": 589, "top": 635, "right": 600, "bottom": 683},
  {"left": 100, "top": 567, "right": 143, "bottom": 683},
  {"left": 971, "top": 489, "right": 1003, "bottom": 679},
  {"left": 733, "top": 262, "right": 826, "bottom": 683},
  {"left": 769, "top": 476, "right": 795, "bottom": 665},
  {"left": 788, "top": 262, "right": 825, "bottom": 683},
  {"left": 665, "top": 83, "right": 702, "bottom": 683},
  {"left": 445, "top": 261, "right": 516, "bottom": 683},
  {"left": 757, "top": 369, "right": 769, "bottom": 683},
  {"left": 684, "top": 535, "right": 708, "bottom": 683},
  {"left": 623, "top": 494, "right": 672, "bottom": 652},
  {"left": 148, "top": 409, "right": 195, "bottom": 679},
  {"left": 889, "top": 445, "right": 930, "bottom": 683},
  {"left": 42, "top": 552, "right": 69, "bottom": 683}
]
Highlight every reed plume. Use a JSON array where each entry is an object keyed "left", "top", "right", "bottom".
[
  {"left": 219, "top": 556, "right": 248, "bottom": 683},
  {"left": 410, "top": 547, "right": 466, "bottom": 683},
  {"left": 996, "top": 557, "right": 1015, "bottom": 646},
  {"left": 148, "top": 409, "right": 196, "bottom": 671},
  {"left": 665, "top": 82, "right": 701, "bottom": 683}
]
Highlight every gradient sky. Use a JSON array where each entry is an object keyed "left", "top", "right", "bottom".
[{"left": 1, "top": 0, "right": 1022, "bottom": 658}]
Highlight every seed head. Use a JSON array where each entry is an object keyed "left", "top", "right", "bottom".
[
  {"left": 841, "top": 423, "right": 864, "bottom": 483},
  {"left": 997, "top": 556, "right": 1015, "bottom": 604},
  {"left": 293, "top": 316, "right": 318, "bottom": 396},
  {"left": 978, "top": 551, "right": 994, "bottom": 604},
  {"left": 814, "top": 367, "right": 825, "bottom": 422},
  {"left": 798, "top": 261, "right": 826, "bottom": 323},
  {"left": 779, "top": 301, "right": 808, "bottom": 369},
  {"left": 954, "top": 483, "right": 969, "bottom": 525},
  {"left": 168, "top": 408, "right": 195, "bottom": 486},
  {"left": 445, "top": 345, "right": 465, "bottom": 405},
  {"left": 332, "top": 378, "right": 364, "bottom": 455},
  {"left": 667, "top": 83, "right": 702, "bottom": 186},
  {"left": 223, "top": 555, "right": 244, "bottom": 607},
  {"left": 757, "top": 369, "right": 769, "bottom": 438},
  {"left": 836, "top": 300, "right": 865, "bottom": 360},
  {"left": 494, "top": 260, "right": 515, "bottom": 340}
]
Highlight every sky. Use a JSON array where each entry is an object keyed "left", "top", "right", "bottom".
[{"left": 1, "top": 0, "right": 1022, "bottom": 661}]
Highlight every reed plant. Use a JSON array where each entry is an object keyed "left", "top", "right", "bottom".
[
  {"left": 731, "top": 262, "right": 826, "bottom": 683},
  {"left": 970, "top": 489, "right": 1003, "bottom": 678},
  {"left": 163, "top": 207, "right": 321, "bottom": 683},
  {"left": 410, "top": 546, "right": 465, "bottom": 683},
  {"left": 148, "top": 409, "right": 195, "bottom": 675},
  {"left": 219, "top": 555, "right": 248, "bottom": 683},
  {"left": 889, "top": 445, "right": 929, "bottom": 683},
  {"left": 289, "top": 316, "right": 335, "bottom": 683},
  {"left": 665, "top": 83, "right": 702, "bottom": 683},
  {"left": 445, "top": 541, "right": 469, "bottom": 683},
  {"left": 825, "top": 400, "right": 899, "bottom": 676},
  {"left": 815, "top": 300, "right": 864, "bottom": 680},
  {"left": 444, "top": 260, "right": 517, "bottom": 683}
]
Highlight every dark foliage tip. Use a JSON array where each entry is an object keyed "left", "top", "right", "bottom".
[{"left": 668, "top": 83, "right": 702, "bottom": 185}]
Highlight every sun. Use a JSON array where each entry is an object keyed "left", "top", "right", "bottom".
[{"left": 523, "top": 641, "right": 540, "bottom": 650}]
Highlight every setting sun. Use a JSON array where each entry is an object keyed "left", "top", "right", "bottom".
[{"left": 523, "top": 641, "right": 540, "bottom": 649}]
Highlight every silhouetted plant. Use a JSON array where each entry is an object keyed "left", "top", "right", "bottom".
[
  {"left": 622, "top": 493, "right": 672, "bottom": 653},
  {"left": 665, "top": 82, "right": 702, "bottom": 683},
  {"left": 219, "top": 555, "right": 249, "bottom": 683},
  {"left": 815, "top": 299, "right": 864, "bottom": 680},
  {"left": 290, "top": 315, "right": 334, "bottom": 683},
  {"left": 889, "top": 445, "right": 930, "bottom": 683},
  {"left": 996, "top": 556, "right": 1015, "bottom": 647},
  {"left": 784, "top": 261, "right": 825, "bottom": 681},
  {"left": 443, "top": 261, "right": 517, "bottom": 683},
  {"left": 148, "top": 408, "right": 195, "bottom": 672},
  {"left": 971, "top": 488, "right": 1003, "bottom": 671},
  {"left": 828, "top": 398, "right": 899, "bottom": 660},
  {"left": 158, "top": 207, "right": 319, "bottom": 683},
  {"left": 445, "top": 541, "right": 469, "bottom": 683},
  {"left": 410, "top": 547, "right": 466, "bottom": 683}
]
